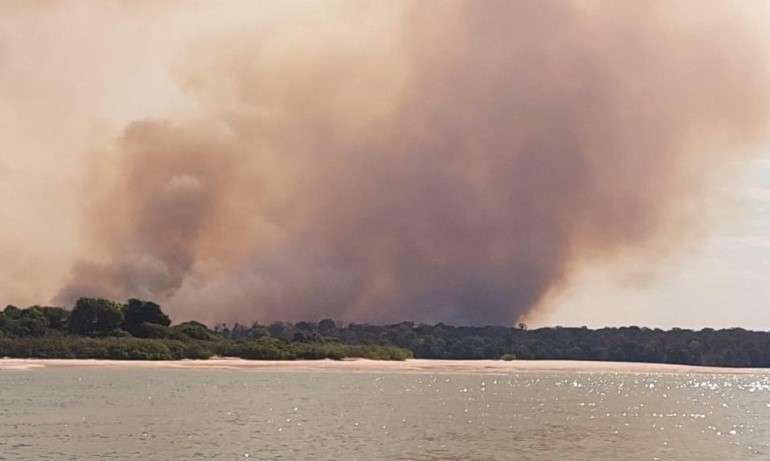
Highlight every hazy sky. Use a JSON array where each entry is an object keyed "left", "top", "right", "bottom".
[
  {"left": 2, "top": 1, "right": 770, "bottom": 327},
  {"left": 531, "top": 157, "right": 770, "bottom": 328}
]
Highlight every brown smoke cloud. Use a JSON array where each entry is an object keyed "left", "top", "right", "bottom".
[{"left": 8, "top": 1, "right": 769, "bottom": 325}]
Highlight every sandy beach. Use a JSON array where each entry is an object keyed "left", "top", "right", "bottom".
[{"left": 1, "top": 358, "right": 768, "bottom": 375}]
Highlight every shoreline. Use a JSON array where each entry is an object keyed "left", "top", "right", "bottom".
[{"left": 1, "top": 358, "right": 768, "bottom": 374}]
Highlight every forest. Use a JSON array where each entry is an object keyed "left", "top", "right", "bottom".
[
  {"left": 2, "top": 298, "right": 769, "bottom": 367},
  {"left": 0, "top": 298, "right": 410, "bottom": 361}
]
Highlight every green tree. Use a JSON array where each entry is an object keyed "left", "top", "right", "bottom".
[
  {"left": 37, "top": 306, "right": 69, "bottom": 331},
  {"left": 318, "top": 318, "right": 337, "bottom": 337},
  {"left": 248, "top": 323, "right": 270, "bottom": 339},
  {"left": 68, "top": 298, "right": 125, "bottom": 336},
  {"left": 123, "top": 299, "right": 171, "bottom": 337},
  {"left": 268, "top": 322, "right": 293, "bottom": 340},
  {"left": 133, "top": 322, "right": 174, "bottom": 339},
  {"left": 1, "top": 305, "right": 47, "bottom": 337}
]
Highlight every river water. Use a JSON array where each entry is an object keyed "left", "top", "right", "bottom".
[{"left": 1, "top": 366, "right": 769, "bottom": 460}]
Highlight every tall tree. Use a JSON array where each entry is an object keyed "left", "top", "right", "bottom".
[
  {"left": 123, "top": 299, "right": 171, "bottom": 337},
  {"left": 68, "top": 298, "right": 124, "bottom": 336}
]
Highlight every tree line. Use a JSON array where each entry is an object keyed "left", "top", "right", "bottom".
[
  {"left": 2, "top": 297, "right": 770, "bottom": 366},
  {"left": 0, "top": 298, "right": 410, "bottom": 361},
  {"left": 217, "top": 320, "right": 770, "bottom": 367}
]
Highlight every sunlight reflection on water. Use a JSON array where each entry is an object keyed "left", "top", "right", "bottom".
[{"left": 0, "top": 369, "right": 769, "bottom": 460}]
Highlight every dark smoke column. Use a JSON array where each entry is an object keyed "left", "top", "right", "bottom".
[{"left": 57, "top": 1, "right": 770, "bottom": 325}]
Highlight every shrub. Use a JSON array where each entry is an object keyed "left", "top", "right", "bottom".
[
  {"left": 1, "top": 306, "right": 47, "bottom": 337},
  {"left": 172, "top": 321, "right": 218, "bottom": 341},
  {"left": 0, "top": 337, "right": 215, "bottom": 360},
  {"left": 133, "top": 322, "right": 175, "bottom": 339},
  {"left": 228, "top": 339, "right": 293, "bottom": 360}
]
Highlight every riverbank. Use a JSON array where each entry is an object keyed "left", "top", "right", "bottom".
[{"left": 2, "top": 358, "right": 768, "bottom": 374}]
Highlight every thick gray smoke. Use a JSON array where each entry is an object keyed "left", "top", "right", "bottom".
[{"left": 54, "top": 1, "right": 770, "bottom": 325}]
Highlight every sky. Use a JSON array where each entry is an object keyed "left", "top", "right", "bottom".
[
  {"left": 531, "top": 157, "right": 770, "bottom": 328},
  {"left": 1, "top": 1, "right": 770, "bottom": 328}
]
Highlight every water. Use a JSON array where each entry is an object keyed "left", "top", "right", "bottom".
[{"left": 1, "top": 367, "right": 769, "bottom": 460}]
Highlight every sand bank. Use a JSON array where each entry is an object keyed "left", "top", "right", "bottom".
[{"left": 1, "top": 358, "right": 768, "bottom": 374}]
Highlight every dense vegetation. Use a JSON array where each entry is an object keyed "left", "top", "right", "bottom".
[
  {"left": 0, "top": 299, "right": 411, "bottom": 361},
  {"left": 216, "top": 320, "right": 770, "bottom": 368},
  {"left": 2, "top": 298, "right": 769, "bottom": 367}
]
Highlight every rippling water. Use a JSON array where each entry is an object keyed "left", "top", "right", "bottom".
[{"left": 1, "top": 366, "right": 769, "bottom": 460}]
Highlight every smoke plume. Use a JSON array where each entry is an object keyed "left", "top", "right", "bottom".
[{"left": 10, "top": 1, "right": 769, "bottom": 324}]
